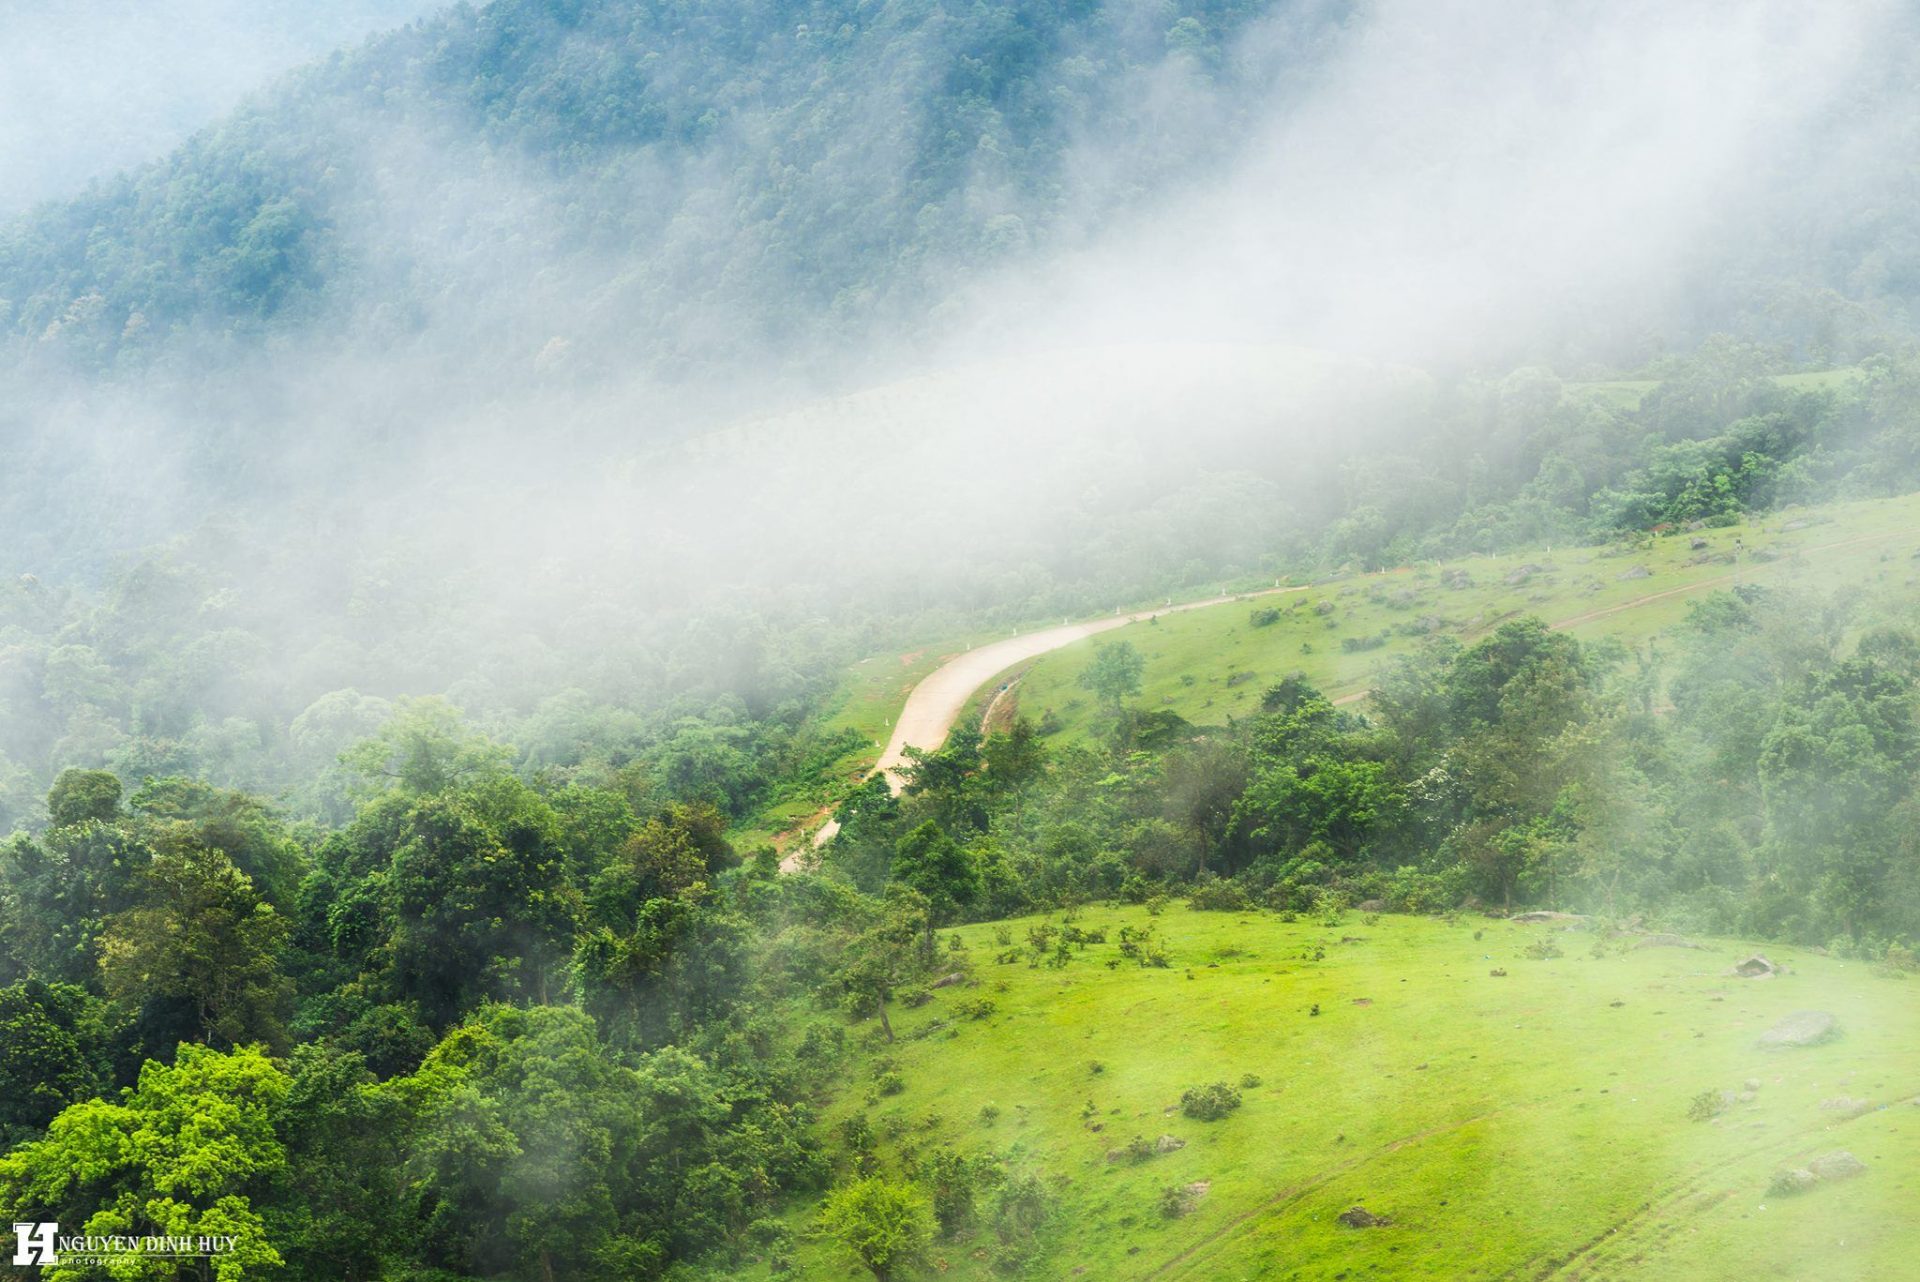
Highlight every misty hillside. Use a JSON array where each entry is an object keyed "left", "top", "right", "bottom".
[
  {"left": 0, "top": 0, "right": 1330, "bottom": 376},
  {"left": 7, "top": 0, "right": 1920, "bottom": 386}
]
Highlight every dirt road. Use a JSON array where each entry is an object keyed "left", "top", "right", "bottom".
[
  {"left": 785, "top": 525, "right": 1909, "bottom": 868},
  {"left": 784, "top": 583, "right": 1314, "bottom": 865}
]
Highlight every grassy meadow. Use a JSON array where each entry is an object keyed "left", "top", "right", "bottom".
[
  {"left": 764, "top": 907, "right": 1920, "bottom": 1281},
  {"left": 997, "top": 493, "right": 1920, "bottom": 744}
]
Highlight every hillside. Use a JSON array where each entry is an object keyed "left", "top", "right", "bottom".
[
  {"left": 0, "top": 0, "right": 1313, "bottom": 374},
  {"left": 999, "top": 491, "right": 1920, "bottom": 743},
  {"left": 782, "top": 486, "right": 1920, "bottom": 821},
  {"left": 759, "top": 906, "right": 1919, "bottom": 1280}
]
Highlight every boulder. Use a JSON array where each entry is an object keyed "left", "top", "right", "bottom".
[
  {"left": 1769, "top": 1167, "right": 1818, "bottom": 1196},
  {"left": 1618, "top": 565, "right": 1652, "bottom": 580},
  {"left": 1338, "top": 1206, "right": 1391, "bottom": 1228},
  {"left": 1809, "top": 1151, "right": 1867, "bottom": 1181},
  {"left": 1634, "top": 933, "right": 1704, "bottom": 950},
  {"left": 1728, "top": 954, "right": 1783, "bottom": 979},
  {"left": 1819, "top": 1097, "right": 1873, "bottom": 1119},
  {"left": 1758, "top": 1010, "right": 1839, "bottom": 1049}
]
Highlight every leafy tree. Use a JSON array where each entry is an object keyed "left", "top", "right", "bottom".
[
  {"left": 0, "top": 1043, "right": 290, "bottom": 1280},
  {"left": 99, "top": 842, "right": 293, "bottom": 1053},
  {"left": 380, "top": 777, "right": 580, "bottom": 1023},
  {"left": 46, "top": 767, "right": 122, "bottom": 827},
  {"left": 819, "top": 1176, "right": 936, "bottom": 1282},
  {"left": 839, "top": 887, "right": 929, "bottom": 1043},
  {"left": 891, "top": 821, "right": 978, "bottom": 953},
  {"left": 128, "top": 777, "right": 305, "bottom": 910},
  {"left": 1077, "top": 640, "right": 1145, "bottom": 712},
  {"left": 340, "top": 697, "right": 510, "bottom": 799},
  {"left": 0, "top": 980, "right": 100, "bottom": 1143}
]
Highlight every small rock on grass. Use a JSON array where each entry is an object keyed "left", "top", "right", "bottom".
[
  {"left": 1337, "top": 1206, "right": 1391, "bottom": 1228},
  {"left": 1768, "top": 1151, "right": 1866, "bottom": 1197},
  {"left": 1809, "top": 1151, "right": 1867, "bottom": 1181},
  {"left": 1757, "top": 1010, "right": 1839, "bottom": 1049}
]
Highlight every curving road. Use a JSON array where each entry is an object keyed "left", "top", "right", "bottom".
[
  {"left": 781, "top": 523, "right": 1914, "bottom": 869},
  {"left": 786, "top": 583, "right": 1312, "bottom": 866}
]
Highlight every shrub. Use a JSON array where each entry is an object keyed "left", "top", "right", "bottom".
[
  {"left": 955, "top": 998, "right": 996, "bottom": 1021},
  {"left": 1250, "top": 606, "right": 1282, "bottom": 627},
  {"left": 1188, "top": 879, "right": 1254, "bottom": 912},
  {"left": 1523, "top": 936, "right": 1564, "bottom": 960},
  {"left": 1687, "top": 1089, "right": 1731, "bottom": 1122},
  {"left": 1180, "top": 1081, "right": 1243, "bottom": 1121}
]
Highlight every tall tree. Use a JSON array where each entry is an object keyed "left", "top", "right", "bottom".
[{"left": 99, "top": 841, "right": 293, "bottom": 1053}]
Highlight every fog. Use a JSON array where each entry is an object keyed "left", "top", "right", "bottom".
[
  {"left": 0, "top": 0, "right": 442, "bottom": 214},
  {"left": 961, "top": 0, "right": 1902, "bottom": 368},
  {"left": 4, "top": 0, "right": 1917, "bottom": 750}
]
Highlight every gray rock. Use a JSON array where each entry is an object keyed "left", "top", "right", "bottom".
[
  {"left": 1618, "top": 565, "right": 1652, "bottom": 580},
  {"left": 1634, "top": 933, "right": 1704, "bottom": 950},
  {"left": 1729, "top": 954, "right": 1783, "bottom": 978},
  {"left": 1337, "top": 1206, "right": 1390, "bottom": 1228},
  {"left": 1809, "top": 1151, "right": 1867, "bottom": 1181},
  {"left": 1758, "top": 1010, "right": 1839, "bottom": 1049},
  {"left": 1819, "top": 1097, "right": 1873, "bottom": 1119},
  {"left": 1769, "top": 1167, "right": 1818, "bottom": 1196}
]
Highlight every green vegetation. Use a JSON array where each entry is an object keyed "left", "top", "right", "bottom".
[
  {"left": 1006, "top": 490, "right": 1920, "bottom": 742},
  {"left": 11, "top": 3, "right": 1920, "bottom": 1278},
  {"left": 766, "top": 906, "right": 1920, "bottom": 1281}
]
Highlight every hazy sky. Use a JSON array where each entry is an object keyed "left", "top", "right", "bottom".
[{"left": 0, "top": 0, "right": 440, "bottom": 214}]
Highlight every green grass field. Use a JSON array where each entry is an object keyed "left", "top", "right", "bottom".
[
  {"left": 762, "top": 907, "right": 1920, "bottom": 1281},
  {"left": 1000, "top": 493, "right": 1920, "bottom": 744}
]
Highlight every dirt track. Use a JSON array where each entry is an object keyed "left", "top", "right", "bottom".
[
  {"left": 785, "top": 525, "right": 1908, "bottom": 868},
  {"left": 782, "top": 583, "right": 1313, "bottom": 866}
]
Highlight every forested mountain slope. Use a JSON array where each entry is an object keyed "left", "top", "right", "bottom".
[{"left": 0, "top": 0, "right": 1331, "bottom": 375}]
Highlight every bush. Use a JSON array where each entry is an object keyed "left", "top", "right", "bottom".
[
  {"left": 1249, "top": 606, "right": 1282, "bottom": 627},
  {"left": 1180, "top": 1081, "right": 1243, "bottom": 1121},
  {"left": 1523, "top": 936, "right": 1564, "bottom": 960},
  {"left": 1687, "top": 1089, "right": 1731, "bottom": 1122},
  {"left": 1188, "top": 879, "right": 1254, "bottom": 912}
]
